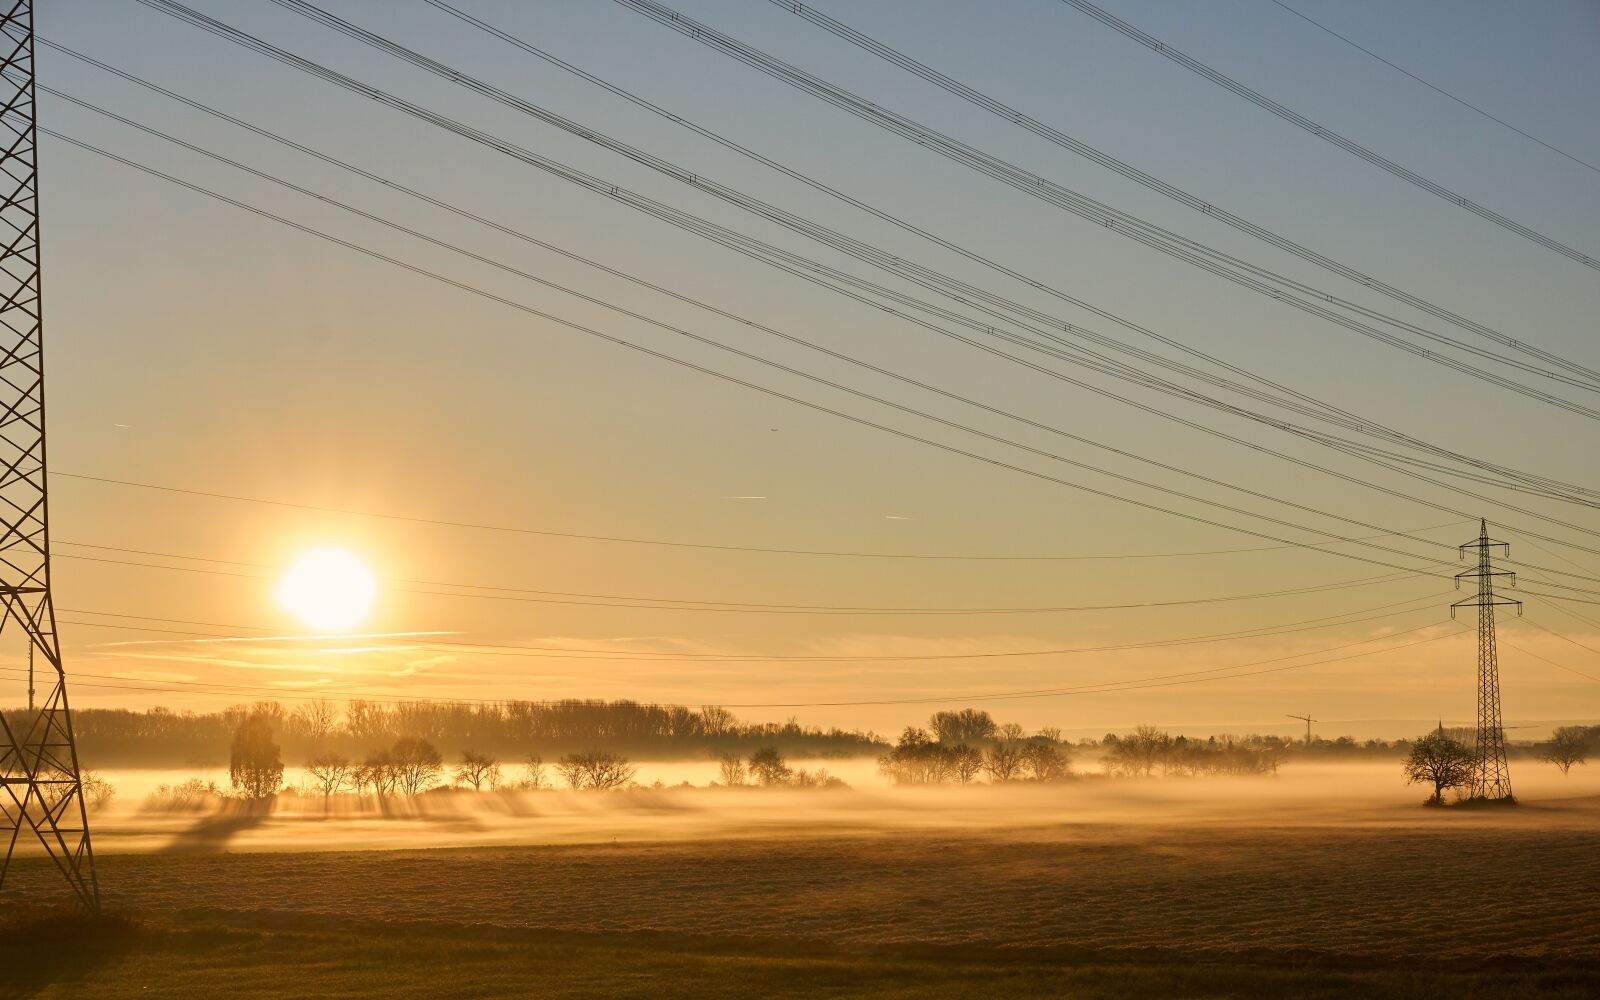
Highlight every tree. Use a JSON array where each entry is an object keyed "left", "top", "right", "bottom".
[
  {"left": 717, "top": 752, "right": 747, "bottom": 786},
  {"left": 360, "top": 750, "right": 399, "bottom": 799},
  {"left": 80, "top": 769, "right": 116, "bottom": 810},
  {"left": 748, "top": 746, "right": 792, "bottom": 786},
  {"left": 997, "top": 722, "right": 1026, "bottom": 743},
  {"left": 229, "top": 712, "right": 284, "bottom": 799},
  {"left": 1021, "top": 742, "right": 1070, "bottom": 782},
  {"left": 305, "top": 752, "right": 352, "bottom": 804},
  {"left": 522, "top": 754, "right": 550, "bottom": 790},
  {"left": 1403, "top": 729, "right": 1476, "bottom": 804},
  {"left": 556, "top": 750, "right": 636, "bottom": 790},
  {"left": 390, "top": 736, "right": 444, "bottom": 796},
  {"left": 878, "top": 728, "right": 954, "bottom": 785},
  {"left": 950, "top": 744, "right": 984, "bottom": 784},
  {"left": 291, "top": 699, "right": 340, "bottom": 745},
  {"left": 929, "top": 709, "right": 998, "bottom": 745},
  {"left": 982, "top": 741, "right": 1025, "bottom": 783},
  {"left": 454, "top": 750, "right": 501, "bottom": 790},
  {"left": 1542, "top": 726, "right": 1591, "bottom": 776}
]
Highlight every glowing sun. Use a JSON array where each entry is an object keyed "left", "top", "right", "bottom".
[{"left": 275, "top": 547, "right": 378, "bottom": 632}]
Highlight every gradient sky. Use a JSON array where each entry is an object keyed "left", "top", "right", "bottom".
[{"left": 22, "top": 0, "right": 1600, "bottom": 737}]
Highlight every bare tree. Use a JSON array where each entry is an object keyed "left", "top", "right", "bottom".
[
  {"left": 305, "top": 752, "right": 353, "bottom": 804},
  {"left": 1021, "top": 742, "right": 1070, "bottom": 782},
  {"left": 983, "top": 741, "right": 1025, "bottom": 783},
  {"left": 557, "top": 750, "right": 636, "bottom": 790},
  {"left": 699, "top": 705, "right": 737, "bottom": 737},
  {"left": 453, "top": 750, "right": 501, "bottom": 790},
  {"left": 997, "top": 722, "right": 1027, "bottom": 743},
  {"left": 522, "top": 754, "right": 550, "bottom": 790},
  {"left": 1541, "top": 726, "right": 1591, "bottom": 776},
  {"left": 359, "top": 750, "right": 398, "bottom": 800},
  {"left": 292, "top": 699, "right": 340, "bottom": 745},
  {"left": 949, "top": 744, "right": 984, "bottom": 784},
  {"left": 717, "top": 752, "right": 747, "bottom": 786},
  {"left": 748, "top": 746, "right": 792, "bottom": 786},
  {"left": 929, "top": 709, "right": 998, "bottom": 745},
  {"left": 79, "top": 769, "right": 116, "bottom": 810},
  {"left": 390, "top": 736, "right": 444, "bottom": 796},
  {"left": 1403, "top": 729, "right": 1475, "bottom": 804}
]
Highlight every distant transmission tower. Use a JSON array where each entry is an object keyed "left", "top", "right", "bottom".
[
  {"left": 1450, "top": 519, "right": 1520, "bottom": 803},
  {"left": 0, "top": 0, "right": 98, "bottom": 908}
]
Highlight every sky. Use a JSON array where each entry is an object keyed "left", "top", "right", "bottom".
[{"left": 18, "top": 0, "right": 1600, "bottom": 738}]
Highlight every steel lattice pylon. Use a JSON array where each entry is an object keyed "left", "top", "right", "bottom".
[
  {"left": 0, "top": 0, "right": 98, "bottom": 909},
  {"left": 1450, "top": 519, "right": 1519, "bottom": 803}
]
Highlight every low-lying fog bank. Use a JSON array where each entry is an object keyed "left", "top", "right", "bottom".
[{"left": 64, "top": 760, "right": 1600, "bottom": 857}]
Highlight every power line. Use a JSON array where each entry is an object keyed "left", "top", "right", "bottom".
[
  {"left": 45, "top": 94, "right": 1600, "bottom": 585},
  {"left": 1268, "top": 0, "right": 1600, "bottom": 177},
  {"left": 52, "top": 87, "right": 1600, "bottom": 572},
  {"left": 27, "top": 619, "right": 1468, "bottom": 709},
  {"left": 753, "top": 0, "right": 1600, "bottom": 384},
  {"left": 52, "top": 541, "right": 1452, "bottom": 616},
  {"left": 1056, "top": 0, "right": 1600, "bottom": 270},
  {"left": 124, "top": 0, "right": 1600, "bottom": 508},
  {"left": 54, "top": 593, "right": 1445, "bottom": 663},
  {"left": 56, "top": 22, "right": 1600, "bottom": 525},
  {"left": 597, "top": 0, "right": 1600, "bottom": 412},
  {"left": 46, "top": 130, "right": 1600, "bottom": 601}
]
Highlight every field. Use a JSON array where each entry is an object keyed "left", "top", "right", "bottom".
[{"left": 3, "top": 766, "right": 1599, "bottom": 997}]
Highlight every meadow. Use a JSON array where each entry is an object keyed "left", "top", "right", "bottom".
[{"left": 3, "top": 763, "right": 1598, "bottom": 997}]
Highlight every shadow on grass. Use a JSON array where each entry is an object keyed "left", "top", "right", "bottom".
[
  {"left": 157, "top": 799, "right": 273, "bottom": 854},
  {"left": 0, "top": 906, "right": 143, "bottom": 1000}
]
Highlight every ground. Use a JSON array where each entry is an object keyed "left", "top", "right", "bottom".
[{"left": 3, "top": 774, "right": 1597, "bottom": 997}]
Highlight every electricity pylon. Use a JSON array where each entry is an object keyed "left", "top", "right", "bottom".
[
  {"left": 1450, "top": 519, "right": 1519, "bottom": 804},
  {"left": 1286, "top": 713, "right": 1315, "bottom": 745},
  {"left": 0, "top": 0, "right": 98, "bottom": 909}
]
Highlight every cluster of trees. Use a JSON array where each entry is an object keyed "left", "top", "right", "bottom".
[
  {"left": 1101, "top": 726, "right": 1287, "bottom": 777},
  {"left": 69, "top": 699, "right": 883, "bottom": 767},
  {"left": 875, "top": 712, "right": 1071, "bottom": 785},
  {"left": 1403, "top": 725, "right": 1595, "bottom": 804},
  {"left": 714, "top": 746, "right": 846, "bottom": 788}
]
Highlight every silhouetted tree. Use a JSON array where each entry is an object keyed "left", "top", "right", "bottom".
[
  {"left": 929, "top": 709, "right": 998, "bottom": 745},
  {"left": 390, "top": 736, "right": 444, "bottom": 796},
  {"left": 522, "top": 754, "right": 549, "bottom": 790},
  {"left": 79, "top": 769, "right": 116, "bottom": 810},
  {"left": 1022, "top": 742, "right": 1070, "bottom": 782},
  {"left": 1542, "top": 726, "right": 1591, "bottom": 776},
  {"left": 717, "top": 752, "right": 747, "bottom": 786},
  {"left": 748, "top": 746, "right": 792, "bottom": 786},
  {"left": 305, "top": 752, "right": 352, "bottom": 804},
  {"left": 557, "top": 750, "right": 636, "bottom": 790},
  {"left": 229, "top": 712, "right": 283, "bottom": 799},
  {"left": 1403, "top": 729, "right": 1475, "bottom": 804},
  {"left": 355, "top": 751, "right": 397, "bottom": 799},
  {"left": 950, "top": 744, "right": 984, "bottom": 783},
  {"left": 291, "top": 699, "right": 339, "bottom": 745},
  {"left": 453, "top": 750, "right": 501, "bottom": 790},
  {"left": 982, "top": 741, "right": 1025, "bottom": 783},
  {"left": 878, "top": 727, "right": 955, "bottom": 784}
]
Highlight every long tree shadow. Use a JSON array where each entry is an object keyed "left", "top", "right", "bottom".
[
  {"left": 158, "top": 798, "right": 273, "bottom": 854},
  {"left": 0, "top": 907, "right": 141, "bottom": 999}
]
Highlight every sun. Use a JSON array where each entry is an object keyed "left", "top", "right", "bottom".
[{"left": 275, "top": 547, "right": 378, "bottom": 632}]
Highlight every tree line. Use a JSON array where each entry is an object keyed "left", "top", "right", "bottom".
[
  {"left": 56, "top": 698, "right": 883, "bottom": 766},
  {"left": 212, "top": 710, "right": 849, "bottom": 804}
]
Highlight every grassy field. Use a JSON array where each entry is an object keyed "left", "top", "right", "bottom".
[
  {"left": 3, "top": 908, "right": 1597, "bottom": 1000},
  {"left": 4, "top": 785, "right": 1598, "bottom": 997}
]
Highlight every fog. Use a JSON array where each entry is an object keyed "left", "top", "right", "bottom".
[{"left": 72, "top": 760, "right": 1600, "bottom": 858}]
